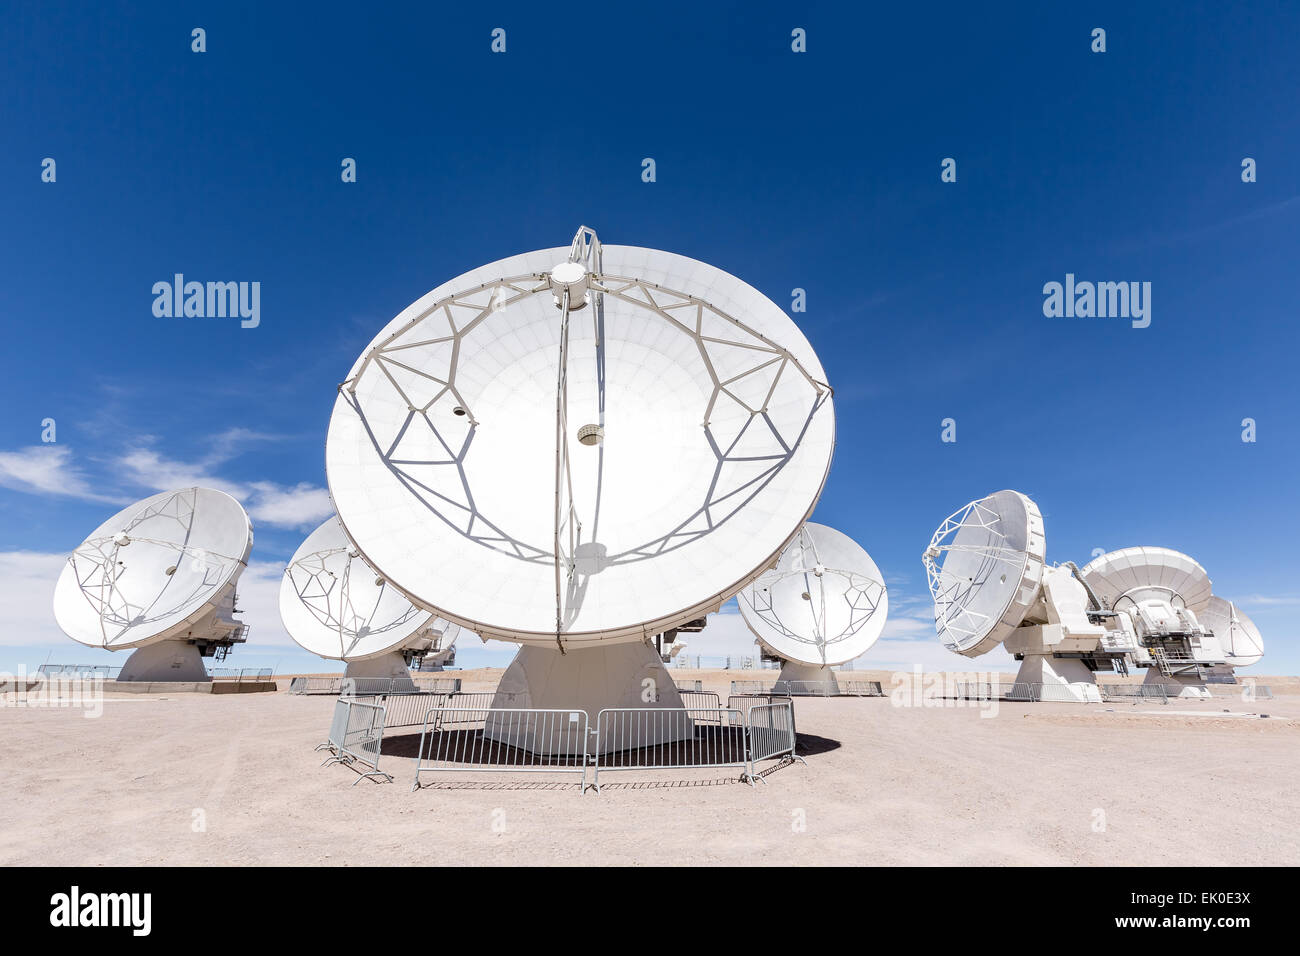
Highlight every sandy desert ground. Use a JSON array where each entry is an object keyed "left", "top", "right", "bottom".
[{"left": 2, "top": 668, "right": 1297, "bottom": 866}]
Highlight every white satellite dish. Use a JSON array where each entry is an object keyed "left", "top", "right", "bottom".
[
  {"left": 1198, "top": 596, "right": 1264, "bottom": 670},
  {"left": 53, "top": 487, "right": 253, "bottom": 682},
  {"left": 1080, "top": 547, "right": 1226, "bottom": 697},
  {"left": 279, "top": 517, "right": 460, "bottom": 684},
  {"left": 326, "top": 226, "right": 835, "bottom": 750},
  {"left": 923, "top": 490, "right": 1134, "bottom": 702},
  {"left": 737, "top": 522, "right": 887, "bottom": 692}
]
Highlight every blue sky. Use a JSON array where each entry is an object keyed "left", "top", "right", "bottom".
[{"left": 2, "top": 1, "right": 1297, "bottom": 675}]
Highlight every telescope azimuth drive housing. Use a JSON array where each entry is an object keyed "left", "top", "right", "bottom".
[
  {"left": 325, "top": 226, "right": 836, "bottom": 751},
  {"left": 923, "top": 490, "right": 1135, "bottom": 702},
  {"left": 279, "top": 517, "right": 460, "bottom": 684},
  {"left": 53, "top": 487, "right": 253, "bottom": 682},
  {"left": 738, "top": 522, "right": 887, "bottom": 691}
]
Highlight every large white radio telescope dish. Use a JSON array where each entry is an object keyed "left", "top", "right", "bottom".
[
  {"left": 52, "top": 487, "right": 253, "bottom": 681},
  {"left": 279, "top": 517, "right": 459, "bottom": 664},
  {"left": 1078, "top": 547, "right": 1213, "bottom": 615},
  {"left": 922, "top": 489, "right": 1045, "bottom": 657},
  {"left": 1198, "top": 596, "right": 1264, "bottom": 668},
  {"left": 326, "top": 229, "right": 835, "bottom": 647},
  {"left": 739, "top": 522, "right": 887, "bottom": 667}
]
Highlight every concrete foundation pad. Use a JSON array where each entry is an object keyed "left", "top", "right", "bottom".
[{"left": 105, "top": 680, "right": 277, "bottom": 695}]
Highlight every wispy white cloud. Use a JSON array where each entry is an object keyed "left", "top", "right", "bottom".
[
  {"left": 1236, "top": 594, "right": 1300, "bottom": 607},
  {"left": 117, "top": 447, "right": 246, "bottom": 498},
  {"left": 244, "top": 482, "right": 333, "bottom": 530},
  {"left": 113, "top": 440, "right": 332, "bottom": 531},
  {"left": 0, "top": 436, "right": 333, "bottom": 532},
  {"left": 0, "top": 446, "right": 126, "bottom": 504}
]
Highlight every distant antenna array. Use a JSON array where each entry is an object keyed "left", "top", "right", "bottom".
[{"left": 923, "top": 491, "right": 1264, "bottom": 699}]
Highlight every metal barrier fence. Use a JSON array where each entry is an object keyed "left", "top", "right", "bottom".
[
  {"left": 289, "top": 675, "right": 462, "bottom": 695},
  {"left": 747, "top": 702, "right": 800, "bottom": 766},
  {"left": 36, "top": 664, "right": 120, "bottom": 679},
  {"left": 1099, "top": 684, "right": 1169, "bottom": 703},
  {"left": 210, "top": 667, "right": 272, "bottom": 681},
  {"left": 1005, "top": 683, "right": 1038, "bottom": 701},
  {"left": 770, "top": 680, "right": 840, "bottom": 697},
  {"left": 730, "top": 680, "right": 770, "bottom": 696},
  {"left": 592, "top": 707, "right": 752, "bottom": 792},
  {"left": 331, "top": 699, "right": 810, "bottom": 793},
  {"left": 320, "top": 698, "right": 392, "bottom": 785},
  {"left": 728, "top": 694, "right": 797, "bottom": 739},
  {"left": 675, "top": 679, "right": 703, "bottom": 692},
  {"left": 840, "top": 680, "right": 884, "bottom": 697},
  {"left": 412, "top": 707, "right": 590, "bottom": 790},
  {"left": 678, "top": 690, "right": 722, "bottom": 713},
  {"left": 353, "top": 691, "right": 452, "bottom": 729}
]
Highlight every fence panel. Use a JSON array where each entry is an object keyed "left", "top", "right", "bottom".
[
  {"left": 36, "top": 663, "right": 119, "bottom": 679},
  {"left": 1100, "top": 684, "right": 1169, "bottom": 704},
  {"left": 841, "top": 680, "right": 883, "bottom": 697},
  {"left": 592, "top": 708, "right": 750, "bottom": 791},
  {"left": 411, "top": 707, "right": 589, "bottom": 790},
  {"left": 1004, "top": 682, "right": 1039, "bottom": 702},
  {"left": 678, "top": 690, "right": 722, "bottom": 716},
  {"left": 747, "top": 701, "right": 798, "bottom": 765},
  {"left": 674, "top": 679, "right": 703, "bottom": 692},
  {"left": 727, "top": 694, "right": 796, "bottom": 739},
  {"left": 353, "top": 691, "right": 452, "bottom": 730},
  {"left": 318, "top": 698, "right": 351, "bottom": 752},
  {"left": 320, "top": 698, "right": 392, "bottom": 784},
  {"left": 210, "top": 667, "right": 272, "bottom": 681},
  {"left": 770, "top": 680, "right": 839, "bottom": 697}
]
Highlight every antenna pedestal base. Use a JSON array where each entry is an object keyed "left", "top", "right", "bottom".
[
  {"left": 1013, "top": 652, "right": 1101, "bottom": 702},
  {"left": 117, "top": 641, "right": 210, "bottom": 683},
  {"left": 1141, "top": 668, "right": 1212, "bottom": 699},
  {"left": 343, "top": 652, "right": 417, "bottom": 689},
  {"left": 774, "top": 660, "right": 839, "bottom": 696},
  {"left": 487, "top": 642, "right": 688, "bottom": 755}
]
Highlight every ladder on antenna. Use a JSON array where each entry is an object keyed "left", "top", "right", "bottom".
[{"left": 1153, "top": 645, "right": 1173, "bottom": 677}]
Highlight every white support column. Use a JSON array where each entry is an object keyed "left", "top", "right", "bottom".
[
  {"left": 486, "top": 641, "right": 689, "bottom": 754},
  {"left": 117, "top": 641, "right": 209, "bottom": 682}
]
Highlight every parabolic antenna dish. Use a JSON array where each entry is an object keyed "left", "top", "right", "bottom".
[
  {"left": 279, "top": 517, "right": 458, "bottom": 662},
  {"left": 53, "top": 487, "right": 253, "bottom": 650},
  {"left": 326, "top": 229, "right": 835, "bottom": 645},
  {"left": 738, "top": 522, "right": 887, "bottom": 666},
  {"left": 1196, "top": 596, "right": 1264, "bottom": 667},
  {"left": 1079, "top": 547, "right": 1213, "bottom": 615},
  {"left": 922, "top": 490, "right": 1046, "bottom": 657}
]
